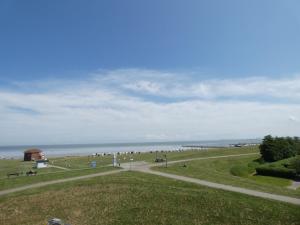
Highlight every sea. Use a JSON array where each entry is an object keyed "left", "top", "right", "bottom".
[{"left": 0, "top": 139, "right": 261, "bottom": 159}]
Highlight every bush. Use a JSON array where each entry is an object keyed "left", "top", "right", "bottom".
[
  {"left": 248, "top": 161, "right": 260, "bottom": 168},
  {"left": 290, "top": 156, "right": 300, "bottom": 174},
  {"left": 256, "top": 166, "right": 297, "bottom": 179},
  {"left": 254, "top": 157, "right": 265, "bottom": 164},
  {"left": 230, "top": 165, "right": 250, "bottom": 177}
]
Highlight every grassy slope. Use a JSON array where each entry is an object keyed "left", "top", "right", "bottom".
[
  {"left": 154, "top": 155, "right": 300, "bottom": 198},
  {"left": 0, "top": 171, "right": 299, "bottom": 225}
]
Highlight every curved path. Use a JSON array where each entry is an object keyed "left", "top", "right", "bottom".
[
  {"left": 143, "top": 168, "right": 300, "bottom": 205},
  {"left": 0, "top": 169, "right": 122, "bottom": 197},
  {"left": 121, "top": 156, "right": 300, "bottom": 206},
  {"left": 160, "top": 152, "right": 259, "bottom": 166},
  {"left": 48, "top": 165, "right": 71, "bottom": 170},
  {"left": 1, "top": 152, "right": 299, "bottom": 206}
]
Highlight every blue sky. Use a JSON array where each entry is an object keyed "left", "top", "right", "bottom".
[
  {"left": 1, "top": 0, "right": 300, "bottom": 80},
  {"left": 0, "top": 1, "right": 300, "bottom": 145}
]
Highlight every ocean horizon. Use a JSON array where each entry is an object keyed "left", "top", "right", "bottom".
[{"left": 0, "top": 139, "right": 261, "bottom": 159}]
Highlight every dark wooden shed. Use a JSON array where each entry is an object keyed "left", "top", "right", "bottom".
[{"left": 24, "top": 149, "right": 44, "bottom": 161}]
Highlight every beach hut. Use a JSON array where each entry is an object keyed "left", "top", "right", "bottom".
[{"left": 24, "top": 149, "right": 45, "bottom": 161}]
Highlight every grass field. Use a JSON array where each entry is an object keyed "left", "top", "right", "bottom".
[
  {"left": 0, "top": 166, "right": 117, "bottom": 191},
  {"left": 0, "top": 147, "right": 258, "bottom": 191},
  {"left": 0, "top": 171, "right": 299, "bottom": 225},
  {"left": 154, "top": 154, "right": 300, "bottom": 198},
  {"left": 49, "top": 146, "right": 259, "bottom": 167}
]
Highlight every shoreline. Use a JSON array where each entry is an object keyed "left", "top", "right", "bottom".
[
  {"left": 0, "top": 147, "right": 231, "bottom": 160},
  {"left": 0, "top": 139, "right": 260, "bottom": 159}
]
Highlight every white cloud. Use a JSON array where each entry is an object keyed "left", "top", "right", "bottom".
[
  {"left": 289, "top": 115, "right": 299, "bottom": 122},
  {"left": 123, "top": 80, "right": 162, "bottom": 94},
  {"left": 0, "top": 68, "right": 300, "bottom": 145},
  {"left": 90, "top": 69, "right": 300, "bottom": 100}
]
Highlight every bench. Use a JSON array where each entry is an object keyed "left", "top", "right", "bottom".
[{"left": 7, "top": 172, "right": 23, "bottom": 178}]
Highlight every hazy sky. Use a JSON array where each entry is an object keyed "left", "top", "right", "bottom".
[{"left": 0, "top": 1, "right": 300, "bottom": 145}]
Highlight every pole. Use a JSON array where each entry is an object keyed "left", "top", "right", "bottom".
[
  {"left": 130, "top": 158, "right": 133, "bottom": 171},
  {"left": 165, "top": 154, "right": 167, "bottom": 168}
]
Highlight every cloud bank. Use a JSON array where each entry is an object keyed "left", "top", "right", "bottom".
[{"left": 0, "top": 69, "right": 299, "bottom": 145}]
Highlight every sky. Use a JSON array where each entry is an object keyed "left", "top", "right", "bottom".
[{"left": 0, "top": 0, "right": 300, "bottom": 145}]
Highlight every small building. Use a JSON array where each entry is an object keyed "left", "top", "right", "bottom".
[
  {"left": 36, "top": 159, "right": 48, "bottom": 168},
  {"left": 24, "top": 149, "right": 45, "bottom": 161}
]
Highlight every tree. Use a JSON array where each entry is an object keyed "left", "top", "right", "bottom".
[
  {"left": 291, "top": 137, "right": 300, "bottom": 155},
  {"left": 260, "top": 135, "right": 298, "bottom": 162},
  {"left": 260, "top": 135, "right": 275, "bottom": 162}
]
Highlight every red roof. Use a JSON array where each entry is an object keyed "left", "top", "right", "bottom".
[{"left": 24, "top": 148, "right": 42, "bottom": 153}]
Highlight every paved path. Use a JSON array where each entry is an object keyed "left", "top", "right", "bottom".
[
  {"left": 121, "top": 156, "right": 300, "bottom": 206},
  {"left": 167, "top": 152, "right": 259, "bottom": 165},
  {"left": 0, "top": 169, "right": 122, "bottom": 197},
  {"left": 48, "top": 165, "right": 71, "bottom": 170},
  {"left": 143, "top": 169, "right": 300, "bottom": 205},
  {"left": 288, "top": 180, "right": 300, "bottom": 190}
]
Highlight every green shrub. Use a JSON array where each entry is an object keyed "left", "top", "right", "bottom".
[
  {"left": 255, "top": 158, "right": 265, "bottom": 164},
  {"left": 290, "top": 156, "right": 300, "bottom": 174},
  {"left": 230, "top": 165, "right": 250, "bottom": 177},
  {"left": 256, "top": 166, "right": 296, "bottom": 179},
  {"left": 248, "top": 161, "right": 260, "bottom": 169}
]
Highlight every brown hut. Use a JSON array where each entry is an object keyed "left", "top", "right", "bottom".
[{"left": 24, "top": 149, "right": 44, "bottom": 161}]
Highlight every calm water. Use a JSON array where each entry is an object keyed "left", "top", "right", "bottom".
[{"left": 0, "top": 139, "right": 261, "bottom": 158}]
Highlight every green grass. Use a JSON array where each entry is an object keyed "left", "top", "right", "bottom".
[
  {"left": 154, "top": 155, "right": 300, "bottom": 198},
  {"left": 143, "top": 146, "right": 259, "bottom": 163},
  {"left": 0, "top": 166, "right": 117, "bottom": 191},
  {"left": 0, "top": 146, "right": 258, "bottom": 191},
  {"left": 230, "top": 165, "right": 251, "bottom": 177},
  {"left": 0, "top": 159, "right": 67, "bottom": 178},
  {"left": 0, "top": 171, "right": 299, "bottom": 225},
  {"left": 0, "top": 146, "right": 258, "bottom": 173},
  {"left": 250, "top": 175, "right": 291, "bottom": 187},
  {"left": 51, "top": 145, "right": 257, "bottom": 166}
]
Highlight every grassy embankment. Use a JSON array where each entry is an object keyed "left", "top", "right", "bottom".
[
  {"left": 0, "top": 171, "right": 299, "bottom": 225},
  {"left": 154, "top": 154, "right": 300, "bottom": 198},
  {"left": 0, "top": 146, "right": 257, "bottom": 191}
]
